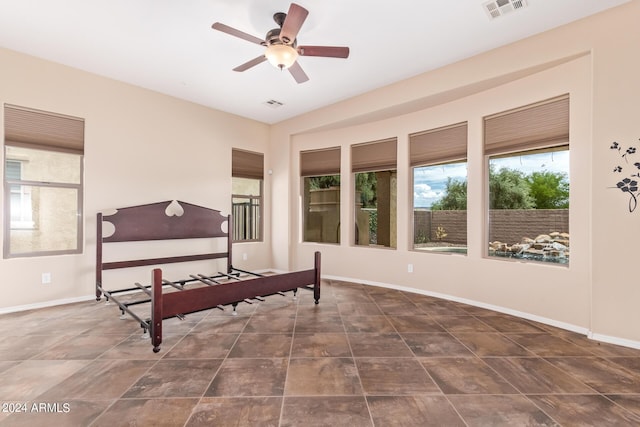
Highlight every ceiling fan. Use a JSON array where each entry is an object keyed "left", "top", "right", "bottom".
[{"left": 211, "top": 3, "right": 350, "bottom": 83}]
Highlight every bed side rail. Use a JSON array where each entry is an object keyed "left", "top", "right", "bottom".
[{"left": 150, "top": 251, "right": 321, "bottom": 352}]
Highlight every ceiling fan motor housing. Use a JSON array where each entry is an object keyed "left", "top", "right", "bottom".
[
  {"left": 266, "top": 28, "right": 283, "bottom": 45},
  {"left": 266, "top": 28, "right": 297, "bottom": 47}
]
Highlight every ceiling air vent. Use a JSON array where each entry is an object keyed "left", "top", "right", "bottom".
[
  {"left": 483, "top": 0, "right": 528, "bottom": 19},
  {"left": 263, "top": 99, "right": 284, "bottom": 108}
]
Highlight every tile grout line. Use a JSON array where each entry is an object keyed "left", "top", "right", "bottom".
[{"left": 336, "top": 280, "right": 376, "bottom": 427}]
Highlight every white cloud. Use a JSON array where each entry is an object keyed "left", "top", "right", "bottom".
[
  {"left": 414, "top": 183, "right": 441, "bottom": 199},
  {"left": 490, "top": 150, "right": 569, "bottom": 176},
  {"left": 412, "top": 162, "right": 468, "bottom": 208}
]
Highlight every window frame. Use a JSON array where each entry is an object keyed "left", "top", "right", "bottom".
[
  {"left": 231, "top": 149, "right": 264, "bottom": 243},
  {"left": 3, "top": 105, "right": 84, "bottom": 258},
  {"left": 300, "top": 147, "right": 342, "bottom": 245},
  {"left": 409, "top": 122, "right": 468, "bottom": 254},
  {"left": 231, "top": 177, "right": 263, "bottom": 243},
  {"left": 351, "top": 138, "right": 398, "bottom": 249},
  {"left": 483, "top": 95, "right": 570, "bottom": 265},
  {"left": 4, "top": 152, "right": 84, "bottom": 258}
]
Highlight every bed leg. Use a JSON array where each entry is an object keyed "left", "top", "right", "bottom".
[
  {"left": 151, "top": 268, "right": 163, "bottom": 353},
  {"left": 231, "top": 302, "right": 238, "bottom": 316},
  {"left": 95, "top": 281, "right": 102, "bottom": 301},
  {"left": 314, "top": 251, "right": 321, "bottom": 304}
]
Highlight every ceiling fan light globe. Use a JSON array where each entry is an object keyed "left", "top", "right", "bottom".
[{"left": 265, "top": 44, "right": 298, "bottom": 69}]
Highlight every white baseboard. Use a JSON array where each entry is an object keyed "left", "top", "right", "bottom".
[
  {"left": 0, "top": 295, "right": 97, "bottom": 315},
  {"left": 589, "top": 332, "right": 640, "bottom": 350},
  {"left": 323, "top": 274, "right": 640, "bottom": 350}
]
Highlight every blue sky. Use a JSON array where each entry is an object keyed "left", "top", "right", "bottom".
[{"left": 413, "top": 150, "right": 570, "bottom": 208}]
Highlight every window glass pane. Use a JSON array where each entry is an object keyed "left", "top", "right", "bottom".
[
  {"left": 6, "top": 160, "right": 20, "bottom": 180},
  {"left": 9, "top": 184, "right": 33, "bottom": 228},
  {"left": 232, "top": 177, "right": 261, "bottom": 196},
  {"left": 488, "top": 147, "right": 569, "bottom": 264},
  {"left": 413, "top": 161, "right": 467, "bottom": 254},
  {"left": 231, "top": 177, "right": 262, "bottom": 241},
  {"left": 6, "top": 160, "right": 29, "bottom": 228},
  {"left": 8, "top": 186, "right": 79, "bottom": 254},
  {"left": 6, "top": 146, "right": 81, "bottom": 184},
  {"left": 303, "top": 175, "right": 340, "bottom": 243},
  {"left": 355, "top": 171, "right": 396, "bottom": 248}
]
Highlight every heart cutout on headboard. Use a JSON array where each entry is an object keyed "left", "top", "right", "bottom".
[{"left": 164, "top": 200, "right": 185, "bottom": 217}]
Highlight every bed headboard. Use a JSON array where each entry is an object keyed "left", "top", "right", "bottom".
[
  {"left": 96, "top": 200, "right": 232, "bottom": 299},
  {"left": 101, "top": 200, "right": 228, "bottom": 242}
]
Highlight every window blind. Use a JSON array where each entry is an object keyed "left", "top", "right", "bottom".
[
  {"left": 484, "top": 94, "right": 569, "bottom": 156},
  {"left": 300, "top": 147, "right": 340, "bottom": 177},
  {"left": 409, "top": 122, "right": 468, "bottom": 167},
  {"left": 351, "top": 138, "right": 397, "bottom": 173},
  {"left": 232, "top": 149, "right": 264, "bottom": 179},
  {"left": 4, "top": 104, "right": 85, "bottom": 154}
]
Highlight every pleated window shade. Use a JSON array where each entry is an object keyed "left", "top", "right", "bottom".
[
  {"left": 4, "top": 104, "right": 84, "bottom": 154},
  {"left": 300, "top": 147, "right": 340, "bottom": 177},
  {"left": 232, "top": 149, "right": 264, "bottom": 179},
  {"left": 484, "top": 94, "right": 569, "bottom": 156},
  {"left": 410, "top": 122, "right": 468, "bottom": 167},
  {"left": 351, "top": 138, "right": 397, "bottom": 173}
]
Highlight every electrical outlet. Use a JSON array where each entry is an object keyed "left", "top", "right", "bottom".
[
  {"left": 42, "top": 273, "right": 51, "bottom": 284},
  {"left": 242, "top": 253, "right": 248, "bottom": 261},
  {"left": 407, "top": 264, "right": 413, "bottom": 273}
]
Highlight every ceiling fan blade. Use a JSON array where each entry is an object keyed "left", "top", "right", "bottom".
[
  {"left": 288, "top": 61, "right": 309, "bottom": 84},
  {"left": 279, "top": 3, "right": 309, "bottom": 44},
  {"left": 298, "top": 46, "right": 350, "bottom": 58},
  {"left": 233, "top": 55, "right": 267, "bottom": 72},
  {"left": 212, "top": 22, "right": 264, "bottom": 45}
]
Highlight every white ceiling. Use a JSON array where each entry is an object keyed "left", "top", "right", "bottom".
[{"left": 0, "top": 0, "right": 630, "bottom": 124}]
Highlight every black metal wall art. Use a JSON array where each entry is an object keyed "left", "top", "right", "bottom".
[{"left": 610, "top": 140, "right": 640, "bottom": 212}]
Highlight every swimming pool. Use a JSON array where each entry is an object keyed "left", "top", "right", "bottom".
[{"left": 418, "top": 247, "right": 468, "bottom": 254}]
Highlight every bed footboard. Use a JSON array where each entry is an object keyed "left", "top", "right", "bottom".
[{"left": 150, "top": 251, "right": 321, "bottom": 353}]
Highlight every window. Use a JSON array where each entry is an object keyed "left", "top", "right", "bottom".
[
  {"left": 6, "top": 160, "right": 33, "bottom": 229},
  {"left": 352, "top": 138, "right": 397, "bottom": 248},
  {"left": 410, "top": 123, "right": 468, "bottom": 254},
  {"left": 484, "top": 95, "right": 570, "bottom": 265},
  {"left": 301, "top": 147, "right": 341, "bottom": 244},
  {"left": 3, "top": 104, "right": 84, "bottom": 258},
  {"left": 231, "top": 149, "right": 263, "bottom": 242}
]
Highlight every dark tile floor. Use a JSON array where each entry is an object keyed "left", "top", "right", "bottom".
[{"left": 1, "top": 279, "right": 640, "bottom": 426}]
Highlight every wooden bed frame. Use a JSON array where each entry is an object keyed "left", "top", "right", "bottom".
[{"left": 95, "top": 200, "right": 320, "bottom": 352}]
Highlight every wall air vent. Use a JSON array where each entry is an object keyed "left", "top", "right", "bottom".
[
  {"left": 263, "top": 99, "right": 284, "bottom": 108},
  {"left": 483, "top": 0, "right": 528, "bottom": 19}
]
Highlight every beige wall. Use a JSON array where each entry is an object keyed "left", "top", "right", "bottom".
[
  {"left": 285, "top": 56, "right": 591, "bottom": 327},
  {"left": 0, "top": 47, "right": 270, "bottom": 309},
  {"left": 270, "top": 1, "right": 640, "bottom": 347}
]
